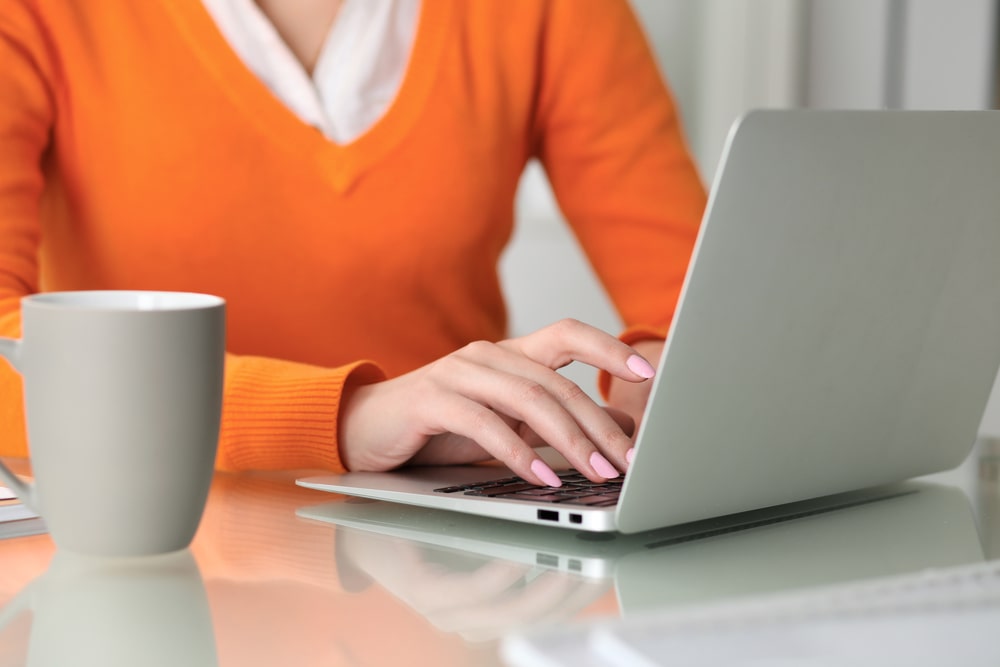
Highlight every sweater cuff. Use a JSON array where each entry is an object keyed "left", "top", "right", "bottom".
[
  {"left": 217, "top": 355, "right": 385, "bottom": 472},
  {"left": 598, "top": 324, "right": 669, "bottom": 400}
]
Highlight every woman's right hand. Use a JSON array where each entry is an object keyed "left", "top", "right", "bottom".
[{"left": 337, "top": 319, "right": 656, "bottom": 487}]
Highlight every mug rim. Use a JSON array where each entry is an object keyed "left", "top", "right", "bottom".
[{"left": 23, "top": 290, "right": 225, "bottom": 312}]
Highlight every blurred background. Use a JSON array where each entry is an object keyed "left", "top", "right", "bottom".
[{"left": 500, "top": 0, "right": 1000, "bottom": 434}]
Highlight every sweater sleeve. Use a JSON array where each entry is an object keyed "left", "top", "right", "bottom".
[
  {"left": 0, "top": 9, "right": 384, "bottom": 472},
  {"left": 217, "top": 356, "right": 384, "bottom": 471},
  {"left": 0, "top": 7, "right": 51, "bottom": 459},
  {"left": 532, "top": 0, "right": 706, "bottom": 335}
]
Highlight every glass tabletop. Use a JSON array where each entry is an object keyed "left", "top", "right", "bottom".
[{"left": 0, "top": 437, "right": 997, "bottom": 666}]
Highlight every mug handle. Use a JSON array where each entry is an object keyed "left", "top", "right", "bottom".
[{"left": 0, "top": 337, "right": 38, "bottom": 512}]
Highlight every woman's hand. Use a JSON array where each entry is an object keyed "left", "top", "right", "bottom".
[
  {"left": 336, "top": 525, "right": 611, "bottom": 643},
  {"left": 338, "top": 319, "right": 656, "bottom": 486},
  {"left": 606, "top": 338, "right": 664, "bottom": 433}
]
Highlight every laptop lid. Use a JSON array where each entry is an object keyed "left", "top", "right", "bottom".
[
  {"left": 617, "top": 109, "right": 1000, "bottom": 531},
  {"left": 299, "top": 109, "right": 1000, "bottom": 533}
]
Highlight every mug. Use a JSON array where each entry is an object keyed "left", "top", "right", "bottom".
[
  {"left": 0, "top": 290, "right": 225, "bottom": 556},
  {"left": 0, "top": 549, "right": 218, "bottom": 667}
]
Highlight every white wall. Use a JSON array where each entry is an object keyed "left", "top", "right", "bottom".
[{"left": 804, "top": 0, "right": 997, "bottom": 110}]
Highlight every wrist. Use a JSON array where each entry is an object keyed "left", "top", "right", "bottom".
[{"left": 334, "top": 362, "right": 387, "bottom": 472}]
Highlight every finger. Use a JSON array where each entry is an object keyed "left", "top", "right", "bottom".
[
  {"left": 406, "top": 432, "right": 495, "bottom": 466},
  {"left": 424, "top": 391, "right": 563, "bottom": 486},
  {"left": 515, "top": 408, "right": 633, "bottom": 446},
  {"left": 601, "top": 407, "right": 636, "bottom": 438},
  {"left": 406, "top": 422, "right": 558, "bottom": 467},
  {"left": 453, "top": 343, "right": 634, "bottom": 477},
  {"left": 396, "top": 562, "right": 533, "bottom": 615},
  {"left": 441, "top": 353, "right": 628, "bottom": 480},
  {"left": 501, "top": 318, "right": 656, "bottom": 382},
  {"left": 427, "top": 571, "right": 603, "bottom": 639}
]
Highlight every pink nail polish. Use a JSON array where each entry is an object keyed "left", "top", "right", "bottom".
[
  {"left": 626, "top": 354, "right": 656, "bottom": 379},
  {"left": 531, "top": 459, "right": 562, "bottom": 487},
  {"left": 590, "top": 452, "right": 620, "bottom": 479},
  {"left": 626, "top": 447, "right": 636, "bottom": 465}
]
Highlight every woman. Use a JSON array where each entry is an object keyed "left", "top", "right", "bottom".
[{"left": 0, "top": 0, "right": 706, "bottom": 486}]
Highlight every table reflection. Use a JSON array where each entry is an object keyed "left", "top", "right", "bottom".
[
  {"left": 191, "top": 472, "right": 487, "bottom": 667},
  {"left": 0, "top": 550, "right": 215, "bottom": 667},
  {"left": 299, "top": 480, "right": 984, "bottom": 637}
]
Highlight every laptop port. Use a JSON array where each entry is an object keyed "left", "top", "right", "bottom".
[
  {"left": 537, "top": 553, "right": 559, "bottom": 567},
  {"left": 537, "top": 509, "right": 559, "bottom": 522}
]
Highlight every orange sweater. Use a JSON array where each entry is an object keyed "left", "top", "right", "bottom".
[{"left": 0, "top": 0, "right": 706, "bottom": 470}]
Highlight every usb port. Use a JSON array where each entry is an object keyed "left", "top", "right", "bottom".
[
  {"left": 537, "top": 553, "right": 559, "bottom": 567},
  {"left": 537, "top": 509, "right": 559, "bottom": 522}
]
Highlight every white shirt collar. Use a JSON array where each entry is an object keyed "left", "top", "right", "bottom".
[{"left": 201, "top": 0, "right": 422, "bottom": 144}]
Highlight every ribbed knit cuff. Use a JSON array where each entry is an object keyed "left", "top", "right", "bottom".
[{"left": 217, "top": 355, "right": 385, "bottom": 471}]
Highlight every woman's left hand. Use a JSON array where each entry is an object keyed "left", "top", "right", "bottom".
[{"left": 605, "top": 339, "right": 663, "bottom": 435}]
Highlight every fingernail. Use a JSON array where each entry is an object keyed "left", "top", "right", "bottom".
[
  {"left": 531, "top": 459, "right": 563, "bottom": 487},
  {"left": 626, "top": 447, "right": 636, "bottom": 465},
  {"left": 590, "top": 452, "right": 620, "bottom": 479},
  {"left": 626, "top": 354, "right": 656, "bottom": 379}
]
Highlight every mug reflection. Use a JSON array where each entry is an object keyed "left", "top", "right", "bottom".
[{"left": 0, "top": 549, "right": 216, "bottom": 667}]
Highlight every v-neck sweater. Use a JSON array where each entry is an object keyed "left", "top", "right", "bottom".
[{"left": 0, "top": 0, "right": 706, "bottom": 471}]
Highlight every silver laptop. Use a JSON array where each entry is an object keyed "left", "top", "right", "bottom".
[{"left": 298, "top": 109, "right": 1000, "bottom": 533}]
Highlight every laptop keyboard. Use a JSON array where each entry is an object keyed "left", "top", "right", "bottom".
[{"left": 434, "top": 471, "right": 622, "bottom": 507}]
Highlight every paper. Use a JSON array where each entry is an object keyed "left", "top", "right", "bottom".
[
  {"left": 0, "top": 485, "right": 45, "bottom": 540},
  {"left": 0, "top": 484, "right": 39, "bottom": 521}
]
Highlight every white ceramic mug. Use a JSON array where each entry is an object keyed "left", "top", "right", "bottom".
[{"left": 0, "top": 291, "right": 225, "bottom": 556}]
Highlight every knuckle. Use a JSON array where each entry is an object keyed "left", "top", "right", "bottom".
[
  {"left": 423, "top": 357, "right": 459, "bottom": 384},
  {"left": 516, "top": 379, "right": 549, "bottom": 404},
  {"left": 461, "top": 340, "right": 495, "bottom": 358},
  {"left": 550, "top": 318, "right": 583, "bottom": 337},
  {"left": 431, "top": 346, "right": 483, "bottom": 377},
  {"left": 504, "top": 443, "right": 535, "bottom": 469},
  {"left": 598, "top": 424, "right": 631, "bottom": 448},
  {"left": 468, "top": 404, "right": 499, "bottom": 434},
  {"left": 552, "top": 377, "right": 587, "bottom": 404},
  {"left": 563, "top": 430, "right": 594, "bottom": 453}
]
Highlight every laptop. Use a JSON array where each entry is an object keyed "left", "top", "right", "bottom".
[{"left": 298, "top": 109, "right": 1000, "bottom": 533}]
